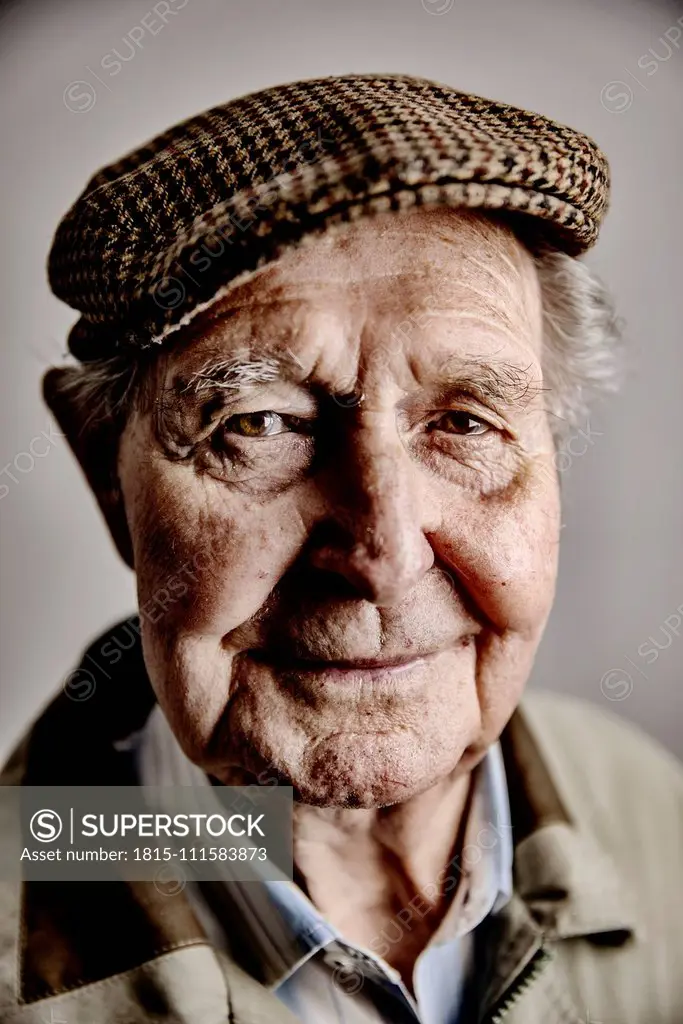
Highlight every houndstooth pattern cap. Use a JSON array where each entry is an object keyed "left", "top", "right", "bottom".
[{"left": 47, "top": 73, "right": 611, "bottom": 362}]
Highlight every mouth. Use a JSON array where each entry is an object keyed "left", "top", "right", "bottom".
[{"left": 248, "top": 649, "right": 447, "bottom": 689}]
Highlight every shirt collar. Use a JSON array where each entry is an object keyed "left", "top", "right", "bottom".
[{"left": 480, "top": 738, "right": 514, "bottom": 915}]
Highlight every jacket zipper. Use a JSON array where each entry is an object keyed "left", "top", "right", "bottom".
[{"left": 482, "top": 946, "right": 553, "bottom": 1023}]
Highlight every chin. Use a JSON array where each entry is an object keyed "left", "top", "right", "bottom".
[{"left": 290, "top": 729, "right": 467, "bottom": 808}]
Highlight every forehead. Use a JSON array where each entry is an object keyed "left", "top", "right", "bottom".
[
  {"left": 265, "top": 206, "right": 529, "bottom": 283},
  {"left": 164, "top": 207, "right": 543, "bottom": 372}
]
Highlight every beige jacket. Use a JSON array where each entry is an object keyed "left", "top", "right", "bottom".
[{"left": 0, "top": 622, "right": 682, "bottom": 1024}]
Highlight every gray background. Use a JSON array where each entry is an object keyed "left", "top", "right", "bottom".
[{"left": 1, "top": 0, "right": 681, "bottom": 764}]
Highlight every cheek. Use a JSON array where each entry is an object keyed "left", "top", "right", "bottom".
[
  {"left": 123, "top": 453, "right": 307, "bottom": 635},
  {"left": 117, "top": 441, "right": 309, "bottom": 742},
  {"left": 441, "top": 468, "right": 561, "bottom": 754},
  {"left": 439, "top": 468, "right": 561, "bottom": 637}
]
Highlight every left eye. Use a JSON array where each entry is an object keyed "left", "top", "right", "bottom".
[
  {"left": 428, "top": 411, "right": 491, "bottom": 436},
  {"left": 223, "top": 411, "right": 290, "bottom": 438}
]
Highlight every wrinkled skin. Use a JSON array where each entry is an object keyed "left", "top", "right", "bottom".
[
  {"left": 119, "top": 207, "right": 559, "bottom": 800},
  {"left": 57, "top": 207, "right": 561, "bottom": 975}
]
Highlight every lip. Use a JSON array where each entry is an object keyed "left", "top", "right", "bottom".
[{"left": 250, "top": 650, "right": 438, "bottom": 686}]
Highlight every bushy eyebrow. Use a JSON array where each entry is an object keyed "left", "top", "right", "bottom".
[
  {"left": 169, "top": 353, "right": 543, "bottom": 415},
  {"left": 432, "top": 357, "right": 545, "bottom": 409},
  {"left": 174, "top": 353, "right": 302, "bottom": 396}
]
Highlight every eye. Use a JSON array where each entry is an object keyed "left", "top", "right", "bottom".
[
  {"left": 428, "top": 411, "right": 492, "bottom": 436},
  {"left": 223, "top": 411, "right": 291, "bottom": 438}
]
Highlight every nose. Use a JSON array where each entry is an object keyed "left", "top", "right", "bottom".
[{"left": 309, "top": 412, "right": 437, "bottom": 605}]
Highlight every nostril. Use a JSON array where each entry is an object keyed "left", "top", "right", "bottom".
[{"left": 309, "top": 518, "right": 353, "bottom": 550}]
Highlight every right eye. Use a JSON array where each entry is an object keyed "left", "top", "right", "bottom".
[{"left": 222, "top": 411, "right": 292, "bottom": 438}]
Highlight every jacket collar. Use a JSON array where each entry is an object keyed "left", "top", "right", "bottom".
[
  {"left": 7, "top": 616, "right": 639, "bottom": 1018},
  {"left": 500, "top": 708, "right": 639, "bottom": 943}
]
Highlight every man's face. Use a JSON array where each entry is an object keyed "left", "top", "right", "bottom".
[{"left": 117, "top": 208, "right": 560, "bottom": 808}]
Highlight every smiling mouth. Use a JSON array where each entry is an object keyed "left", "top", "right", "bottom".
[{"left": 248, "top": 649, "right": 446, "bottom": 686}]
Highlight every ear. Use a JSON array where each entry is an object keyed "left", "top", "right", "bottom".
[{"left": 42, "top": 367, "right": 135, "bottom": 570}]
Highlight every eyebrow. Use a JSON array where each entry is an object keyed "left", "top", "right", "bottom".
[
  {"left": 171, "top": 353, "right": 543, "bottom": 414},
  {"left": 175, "top": 353, "right": 301, "bottom": 396},
  {"left": 432, "top": 357, "right": 545, "bottom": 409}
]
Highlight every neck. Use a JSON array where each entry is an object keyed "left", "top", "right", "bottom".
[{"left": 291, "top": 766, "right": 476, "bottom": 987}]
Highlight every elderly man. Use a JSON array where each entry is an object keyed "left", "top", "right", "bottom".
[{"left": 1, "top": 74, "right": 682, "bottom": 1024}]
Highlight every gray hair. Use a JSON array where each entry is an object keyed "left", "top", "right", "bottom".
[{"left": 49, "top": 247, "right": 622, "bottom": 450}]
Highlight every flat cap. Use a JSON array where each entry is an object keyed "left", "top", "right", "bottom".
[{"left": 48, "top": 73, "right": 610, "bottom": 362}]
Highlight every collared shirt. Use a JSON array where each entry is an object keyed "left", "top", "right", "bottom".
[{"left": 137, "top": 704, "right": 513, "bottom": 1024}]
